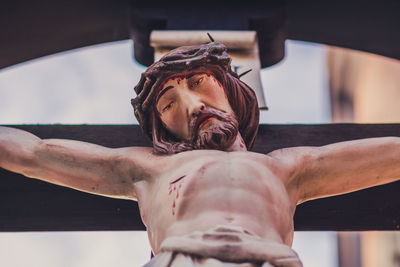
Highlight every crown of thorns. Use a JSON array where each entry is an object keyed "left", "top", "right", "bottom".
[{"left": 132, "top": 41, "right": 239, "bottom": 138}]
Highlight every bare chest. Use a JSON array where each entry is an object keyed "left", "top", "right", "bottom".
[{"left": 139, "top": 151, "right": 293, "bottom": 229}]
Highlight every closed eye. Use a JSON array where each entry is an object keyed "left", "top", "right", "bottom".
[
  {"left": 191, "top": 77, "right": 204, "bottom": 88},
  {"left": 162, "top": 101, "right": 173, "bottom": 112}
]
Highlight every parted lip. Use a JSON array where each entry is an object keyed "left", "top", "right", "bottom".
[{"left": 194, "top": 113, "right": 216, "bottom": 131}]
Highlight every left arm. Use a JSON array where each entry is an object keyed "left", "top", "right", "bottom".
[{"left": 275, "top": 137, "right": 400, "bottom": 204}]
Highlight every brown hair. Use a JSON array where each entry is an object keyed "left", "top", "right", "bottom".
[{"left": 132, "top": 42, "right": 259, "bottom": 154}]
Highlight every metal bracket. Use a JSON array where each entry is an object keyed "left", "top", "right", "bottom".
[{"left": 129, "top": 1, "right": 287, "bottom": 69}]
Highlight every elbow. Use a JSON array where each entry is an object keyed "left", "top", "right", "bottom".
[
  {"left": 18, "top": 141, "right": 43, "bottom": 178},
  {"left": 0, "top": 151, "right": 37, "bottom": 178},
  {"left": 19, "top": 155, "right": 39, "bottom": 178},
  {"left": 0, "top": 129, "right": 42, "bottom": 176}
]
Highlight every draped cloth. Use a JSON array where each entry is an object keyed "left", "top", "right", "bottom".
[{"left": 144, "top": 225, "right": 303, "bottom": 267}]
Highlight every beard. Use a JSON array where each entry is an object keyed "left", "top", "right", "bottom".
[
  {"left": 152, "top": 108, "right": 239, "bottom": 154},
  {"left": 188, "top": 108, "right": 239, "bottom": 151}
]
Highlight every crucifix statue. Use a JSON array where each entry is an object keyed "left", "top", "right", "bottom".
[{"left": 1, "top": 41, "right": 400, "bottom": 267}]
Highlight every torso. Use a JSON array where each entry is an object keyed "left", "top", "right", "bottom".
[{"left": 134, "top": 150, "right": 297, "bottom": 254}]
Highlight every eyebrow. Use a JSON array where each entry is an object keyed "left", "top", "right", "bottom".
[
  {"left": 186, "top": 73, "right": 200, "bottom": 79},
  {"left": 156, "top": 85, "right": 174, "bottom": 103},
  {"left": 188, "top": 72, "right": 209, "bottom": 81},
  {"left": 156, "top": 73, "right": 206, "bottom": 103}
]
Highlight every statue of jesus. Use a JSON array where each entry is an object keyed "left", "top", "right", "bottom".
[{"left": 1, "top": 41, "right": 399, "bottom": 266}]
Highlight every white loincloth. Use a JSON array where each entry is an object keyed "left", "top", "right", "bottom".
[{"left": 144, "top": 225, "right": 302, "bottom": 267}]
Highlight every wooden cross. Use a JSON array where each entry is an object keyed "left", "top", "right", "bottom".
[
  {"left": 1, "top": 124, "right": 399, "bottom": 232},
  {"left": 1, "top": 0, "right": 399, "bottom": 234}
]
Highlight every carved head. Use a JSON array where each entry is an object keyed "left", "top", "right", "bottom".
[{"left": 132, "top": 42, "right": 259, "bottom": 154}]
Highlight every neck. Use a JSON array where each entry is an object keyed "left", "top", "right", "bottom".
[{"left": 226, "top": 134, "right": 247, "bottom": 152}]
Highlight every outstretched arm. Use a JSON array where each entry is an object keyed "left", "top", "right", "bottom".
[
  {"left": 269, "top": 137, "right": 400, "bottom": 204},
  {"left": 0, "top": 126, "right": 156, "bottom": 200}
]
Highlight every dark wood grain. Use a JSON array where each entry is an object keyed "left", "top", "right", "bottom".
[{"left": 1, "top": 124, "right": 400, "bottom": 231}]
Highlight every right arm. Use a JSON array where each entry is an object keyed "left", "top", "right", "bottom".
[{"left": 0, "top": 126, "right": 158, "bottom": 200}]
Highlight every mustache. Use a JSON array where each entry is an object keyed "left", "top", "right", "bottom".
[{"left": 188, "top": 108, "right": 233, "bottom": 141}]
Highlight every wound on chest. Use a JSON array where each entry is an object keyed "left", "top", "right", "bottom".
[{"left": 168, "top": 175, "right": 186, "bottom": 216}]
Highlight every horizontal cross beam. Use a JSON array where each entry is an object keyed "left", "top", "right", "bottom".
[{"left": 1, "top": 124, "right": 400, "bottom": 231}]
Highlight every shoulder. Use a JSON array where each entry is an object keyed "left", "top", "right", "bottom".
[
  {"left": 265, "top": 146, "right": 318, "bottom": 184},
  {"left": 112, "top": 146, "right": 173, "bottom": 182}
]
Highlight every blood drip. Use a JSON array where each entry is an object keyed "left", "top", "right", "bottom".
[
  {"left": 239, "top": 137, "right": 245, "bottom": 148},
  {"left": 169, "top": 175, "right": 186, "bottom": 216}
]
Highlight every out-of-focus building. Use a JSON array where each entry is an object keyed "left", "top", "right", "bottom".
[{"left": 328, "top": 46, "right": 400, "bottom": 267}]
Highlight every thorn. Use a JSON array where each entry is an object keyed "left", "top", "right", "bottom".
[
  {"left": 239, "top": 69, "right": 252, "bottom": 78},
  {"left": 207, "top": 32, "right": 215, "bottom": 42}
]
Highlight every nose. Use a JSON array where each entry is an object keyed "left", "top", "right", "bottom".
[{"left": 185, "top": 91, "right": 205, "bottom": 118}]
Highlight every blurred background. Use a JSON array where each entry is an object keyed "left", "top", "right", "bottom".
[{"left": 0, "top": 38, "right": 399, "bottom": 266}]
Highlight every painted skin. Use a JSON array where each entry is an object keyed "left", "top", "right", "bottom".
[
  {"left": 155, "top": 72, "right": 234, "bottom": 142},
  {"left": 135, "top": 148, "right": 296, "bottom": 252},
  {"left": 145, "top": 73, "right": 294, "bottom": 251},
  {"left": 1, "top": 73, "right": 400, "bottom": 258}
]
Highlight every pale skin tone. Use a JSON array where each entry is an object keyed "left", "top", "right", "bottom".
[{"left": 1, "top": 73, "right": 400, "bottom": 255}]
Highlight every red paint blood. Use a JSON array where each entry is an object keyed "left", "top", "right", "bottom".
[
  {"left": 171, "top": 175, "right": 186, "bottom": 184},
  {"left": 159, "top": 73, "right": 213, "bottom": 91},
  {"left": 214, "top": 78, "right": 223, "bottom": 87},
  {"left": 157, "top": 72, "right": 220, "bottom": 100},
  {"left": 169, "top": 174, "right": 188, "bottom": 216},
  {"left": 156, "top": 74, "right": 187, "bottom": 100},
  {"left": 169, "top": 175, "right": 186, "bottom": 215}
]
